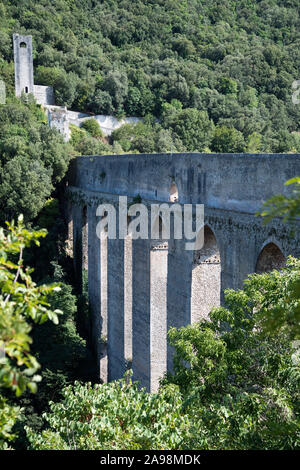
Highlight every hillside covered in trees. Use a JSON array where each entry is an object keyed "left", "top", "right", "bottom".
[
  {"left": 0, "top": 0, "right": 300, "bottom": 452},
  {"left": 1, "top": 0, "right": 300, "bottom": 153}
]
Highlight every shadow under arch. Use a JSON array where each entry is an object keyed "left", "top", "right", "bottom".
[
  {"left": 255, "top": 242, "right": 286, "bottom": 274},
  {"left": 191, "top": 225, "right": 221, "bottom": 322}
]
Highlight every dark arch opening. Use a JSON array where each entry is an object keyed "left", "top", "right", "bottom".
[
  {"left": 169, "top": 182, "right": 178, "bottom": 202},
  {"left": 255, "top": 242, "right": 286, "bottom": 274},
  {"left": 20, "top": 42, "right": 27, "bottom": 48}
]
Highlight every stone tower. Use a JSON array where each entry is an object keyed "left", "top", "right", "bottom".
[{"left": 13, "top": 33, "right": 34, "bottom": 97}]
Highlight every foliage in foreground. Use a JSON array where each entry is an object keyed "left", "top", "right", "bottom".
[
  {"left": 4, "top": 203, "right": 92, "bottom": 449},
  {"left": 26, "top": 375, "right": 188, "bottom": 450},
  {"left": 259, "top": 176, "right": 300, "bottom": 339},
  {"left": 0, "top": 216, "right": 62, "bottom": 448},
  {"left": 26, "top": 258, "right": 300, "bottom": 450},
  {"left": 166, "top": 257, "right": 300, "bottom": 449}
]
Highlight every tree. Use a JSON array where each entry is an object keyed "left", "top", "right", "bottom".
[
  {"left": 217, "top": 77, "right": 238, "bottom": 95},
  {"left": 211, "top": 125, "right": 245, "bottom": 153},
  {"left": 170, "top": 108, "right": 214, "bottom": 151},
  {"left": 165, "top": 257, "right": 300, "bottom": 449},
  {"left": 245, "top": 131, "right": 261, "bottom": 153},
  {"left": 126, "top": 86, "right": 142, "bottom": 115},
  {"left": 171, "top": 37, "right": 196, "bottom": 58},
  {"left": 0, "top": 216, "right": 62, "bottom": 448},
  {"left": 257, "top": 177, "right": 300, "bottom": 340},
  {"left": 26, "top": 374, "right": 189, "bottom": 450},
  {"left": 35, "top": 66, "right": 79, "bottom": 108},
  {"left": 102, "top": 69, "right": 128, "bottom": 110},
  {"left": 81, "top": 119, "right": 104, "bottom": 139},
  {"left": 0, "top": 156, "right": 53, "bottom": 222},
  {"left": 88, "top": 89, "right": 114, "bottom": 115},
  {"left": 0, "top": 98, "right": 73, "bottom": 222}
]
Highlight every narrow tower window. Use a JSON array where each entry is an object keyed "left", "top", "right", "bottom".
[{"left": 20, "top": 42, "right": 27, "bottom": 48}]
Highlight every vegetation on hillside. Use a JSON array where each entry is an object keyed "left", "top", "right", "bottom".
[
  {"left": 0, "top": 0, "right": 299, "bottom": 451},
  {"left": 1, "top": 0, "right": 300, "bottom": 153}
]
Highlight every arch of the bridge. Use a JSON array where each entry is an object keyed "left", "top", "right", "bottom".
[{"left": 256, "top": 241, "right": 286, "bottom": 274}]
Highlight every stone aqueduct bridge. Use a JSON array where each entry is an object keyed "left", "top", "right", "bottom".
[{"left": 67, "top": 153, "right": 300, "bottom": 392}]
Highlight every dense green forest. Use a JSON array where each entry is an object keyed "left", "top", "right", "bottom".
[
  {"left": 1, "top": 0, "right": 300, "bottom": 153},
  {"left": 0, "top": 0, "right": 299, "bottom": 451}
]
